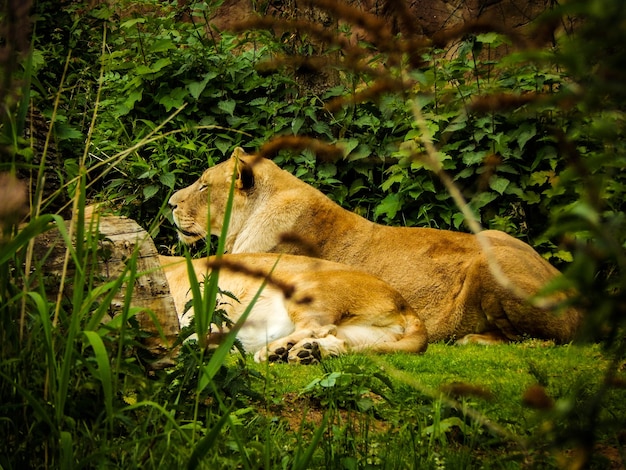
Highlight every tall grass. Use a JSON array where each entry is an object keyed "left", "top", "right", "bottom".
[
  {"left": 0, "top": 14, "right": 252, "bottom": 467},
  {"left": 2, "top": 0, "right": 625, "bottom": 468}
]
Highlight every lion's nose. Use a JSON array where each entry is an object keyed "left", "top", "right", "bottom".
[{"left": 168, "top": 196, "right": 177, "bottom": 209}]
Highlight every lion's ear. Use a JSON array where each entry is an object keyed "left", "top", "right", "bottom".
[
  {"left": 236, "top": 159, "right": 254, "bottom": 191},
  {"left": 231, "top": 147, "right": 247, "bottom": 160},
  {"left": 230, "top": 147, "right": 254, "bottom": 190}
]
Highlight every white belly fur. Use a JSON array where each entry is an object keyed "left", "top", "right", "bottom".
[
  {"left": 179, "top": 283, "right": 295, "bottom": 354},
  {"left": 233, "top": 288, "right": 295, "bottom": 353}
]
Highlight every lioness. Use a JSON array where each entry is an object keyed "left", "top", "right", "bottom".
[
  {"left": 159, "top": 253, "right": 428, "bottom": 363},
  {"left": 168, "top": 148, "right": 583, "bottom": 344}
]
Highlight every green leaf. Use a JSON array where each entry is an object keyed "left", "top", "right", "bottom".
[
  {"left": 354, "top": 114, "right": 380, "bottom": 128},
  {"left": 489, "top": 176, "right": 510, "bottom": 194},
  {"left": 218, "top": 99, "right": 236, "bottom": 116},
  {"left": 120, "top": 18, "right": 146, "bottom": 29},
  {"left": 476, "top": 32, "right": 499, "bottom": 44},
  {"left": 312, "top": 121, "right": 332, "bottom": 138},
  {"left": 249, "top": 97, "right": 268, "bottom": 106},
  {"left": 60, "top": 431, "right": 74, "bottom": 469},
  {"left": 292, "top": 116, "right": 305, "bottom": 135},
  {"left": 54, "top": 123, "right": 82, "bottom": 141},
  {"left": 422, "top": 417, "right": 465, "bottom": 437},
  {"left": 159, "top": 172, "right": 176, "bottom": 189},
  {"left": 340, "top": 138, "right": 360, "bottom": 156},
  {"left": 374, "top": 193, "right": 402, "bottom": 220},
  {"left": 516, "top": 122, "right": 537, "bottom": 150},
  {"left": 187, "top": 411, "right": 231, "bottom": 470},
  {"left": 149, "top": 38, "right": 175, "bottom": 53},
  {"left": 187, "top": 72, "right": 218, "bottom": 100},
  {"left": 118, "top": 89, "right": 142, "bottom": 116},
  {"left": 470, "top": 191, "right": 498, "bottom": 209},
  {"left": 143, "top": 184, "right": 159, "bottom": 200},
  {"left": 347, "top": 143, "right": 371, "bottom": 161},
  {"left": 462, "top": 151, "right": 487, "bottom": 166},
  {"left": 320, "top": 372, "right": 342, "bottom": 387},
  {"left": 317, "top": 163, "right": 337, "bottom": 179},
  {"left": 215, "top": 139, "right": 231, "bottom": 155},
  {"left": 380, "top": 170, "right": 405, "bottom": 192},
  {"left": 443, "top": 116, "right": 467, "bottom": 133},
  {"left": 91, "top": 6, "right": 114, "bottom": 19},
  {"left": 151, "top": 57, "right": 172, "bottom": 73},
  {"left": 529, "top": 171, "right": 552, "bottom": 186},
  {"left": 158, "top": 87, "right": 188, "bottom": 111},
  {"left": 83, "top": 331, "right": 113, "bottom": 421}
]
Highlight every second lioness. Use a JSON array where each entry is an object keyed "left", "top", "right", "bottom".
[
  {"left": 159, "top": 253, "right": 428, "bottom": 363},
  {"left": 168, "top": 148, "right": 583, "bottom": 345}
]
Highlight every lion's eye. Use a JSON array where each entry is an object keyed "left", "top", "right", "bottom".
[{"left": 198, "top": 183, "right": 208, "bottom": 192}]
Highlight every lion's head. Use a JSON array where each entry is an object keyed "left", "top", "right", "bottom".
[{"left": 168, "top": 148, "right": 258, "bottom": 245}]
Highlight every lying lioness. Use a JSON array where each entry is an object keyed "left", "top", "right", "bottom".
[
  {"left": 168, "top": 148, "right": 583, "bottom": 344},
  {"left": 159, "top": 253, "right": 428, "bottom": 363}
]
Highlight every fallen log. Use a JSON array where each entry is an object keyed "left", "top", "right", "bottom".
[{"left": 32, "top": 214, "right": 180, "bottom": 369}]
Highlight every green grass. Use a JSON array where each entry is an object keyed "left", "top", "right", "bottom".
[{"left": 242, "top": 342, "right": 625, "bottom": 469}]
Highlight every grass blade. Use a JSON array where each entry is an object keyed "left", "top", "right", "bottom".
[
  {"left": 294, "top": 412, "right": 328, "bottom": 469},
  {"left": 83, "top": 331, "right": 113, "bottom": 425},
  {"left": 60, "top": 430, "right": 74, "bottom": 470},
  {"left": 186, "top": 410, "right": 231, "bottom": 470}
]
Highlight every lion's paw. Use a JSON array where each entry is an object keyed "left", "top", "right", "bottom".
[
  {"left": 254, "top": 341, "right": 295, "bottom": 363},
  {"left": 288, "top": 341, "right": 322, "bottom": 365},
  {"left": 266, "top": 342, "right": 295, "bottom": 363},
  {"left": 287, "top": 335, "right": 346, "bottom": 364}
]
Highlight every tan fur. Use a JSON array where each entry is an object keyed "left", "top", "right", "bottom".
[
  {"left": 159, "top": 253, "right": 428, "bottom": 363},
  {"left": 168, "top": 148, "right": 583, "bottom": 344}
]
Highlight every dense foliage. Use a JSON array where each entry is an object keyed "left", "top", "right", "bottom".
[{"left": 1, "top": 0, "right": 625, "bottom": 467}]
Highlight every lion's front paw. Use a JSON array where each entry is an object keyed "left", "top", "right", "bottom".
[
  {"left": 266, "top": 343, "right": 295, "bottom": 363},
  {"left": 254, "top": 341, "right": 295, "bottom": 363},
  {"left": 288, "top": 341, "right": 322, "bottom": 365}
]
